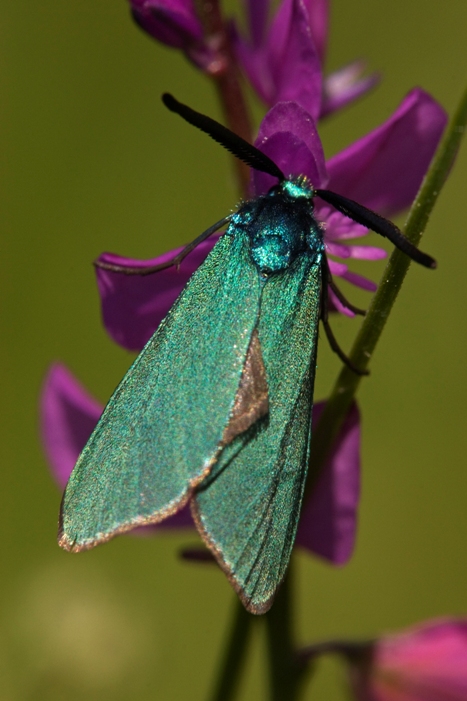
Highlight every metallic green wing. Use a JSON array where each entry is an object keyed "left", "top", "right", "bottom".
[
  {"left": 192, "top": 255, "right": 321, "bottom": 614},
  {"left": 59, "top": 233, "right": 262, "bottom": 552}
]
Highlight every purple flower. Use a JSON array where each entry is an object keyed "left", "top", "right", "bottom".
[
  {"left": 129, "top": 0, "right": 218, "bottom": 72},
  {"left": 128, "top": 0, "right": 376, "bottom": 116},
  {"left": 348, "top": 619, "right": 467, "bottom": 701},
  {"left": 231, "top": 0, "right": 323, "bottom": 120},
  {"left": 296, "top": 401, "right": 360, "bottom": 564},
  {"left": 253, "top": 89, "right": 447, "bottom": 314},
  {"left": 231, "top": 0, "right": 380, "bottom": 119},
  {"left": 96, "top": 88, "right": 446, "bottom": 351},
  {"left": 41, "top": 364, "right": 361, "bottom": 564}
]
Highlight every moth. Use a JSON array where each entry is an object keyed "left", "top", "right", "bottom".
[{"left": 59, "top": 95, "right": 435, "bottom": 614}]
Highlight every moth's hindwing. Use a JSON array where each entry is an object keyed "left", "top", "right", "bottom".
[
  {"left": 192, "top": 254, "right": 322, "bottom": 614},
  {"left": 59, "top": 233, "right": 262, "bottom": 552}
]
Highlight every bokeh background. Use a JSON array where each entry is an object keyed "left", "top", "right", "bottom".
[{"left": 2, "top": 1, "right": 467, "bottom": 699}]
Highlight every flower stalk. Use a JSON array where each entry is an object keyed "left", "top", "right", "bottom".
[
  {"left": 264, "top": 568, "right": 308, "bottom": 701},
  {"left": 194, "top": 0, "right": 252, "bottom": 195},
  {"left": 209, "top": 568, "right": 310, "bottom": 701},
  {"left": 208, "top": 599, "right": 255, "bottom": 701}
]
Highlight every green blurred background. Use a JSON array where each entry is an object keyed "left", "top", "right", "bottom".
[{"left": 2, "top": 1, "right": 467, "bottom": 699}]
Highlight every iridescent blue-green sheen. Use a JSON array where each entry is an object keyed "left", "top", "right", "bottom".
[
  {"left": 59, "top": 177, "right": 325, "bottom": 614},
  {"left": 60, "top": 233, "right": 261, "bottom": 548},
  {"left": 193, "top": 258, "right": 321, "bottom": 613}
]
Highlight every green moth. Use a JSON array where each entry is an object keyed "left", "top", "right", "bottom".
[{"left": 59, "top": 95, "right": 435, "bottom": 614}]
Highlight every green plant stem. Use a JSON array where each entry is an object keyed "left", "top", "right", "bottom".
[
  {"left": 264, "top": 567, "right": 308, "bottom": 701},
  {"left": 307, "top": 84, "right": 467, "bottom": 490},
  {"left": 208, "top": 599, "right": 255, "bottom": 701}
]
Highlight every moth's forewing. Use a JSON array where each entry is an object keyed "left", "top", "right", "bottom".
[
  {"left": 192, "top": 255, "right": 321, "bottom": 614},
  {"left": 59, "top": 233, "right": 262, "bottom": 552}
]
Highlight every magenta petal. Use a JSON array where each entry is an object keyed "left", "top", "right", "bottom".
[
  {"left": 243, "top": 0, "right": 270, "bottom": 48},
  {"left": 344, "top": 245, "right": 387, "bottom": 261},
  {"left": 368, "top": 619, "right": 467, "bottom": 701},
  {"left": 40, "top": 364, "right": 103, "bottom": 490},
  {"left": 233, "top": 0, "right": 324, "bottom": 118},
  {"left": 254, "top": 132, "right": 322, "bottom": 195},
  {"left": 96, "top": 235, "right": 220, "bottom": 352},
  {"left": 254, "top": 101, "right": 328, "bottom": 194},
  {"left": 129, "top": 0, "right": 202, "bottom": 47},
  {"left": 267, "top": 0, "right": 322, "bottom": 120},
  {"left": 325, "top": 242, "right": 352, "bottom": 259},
  {"left": 327, "top": 88, "right": 447, "bottom": 215},
  {"left": 304, "top": 0, "right": 329, "bottom": 64},
  {"left": 327, "top": 259, "right": 347, "bottom": 276},
  {"left": 326, "top": 241, "right": 386, "bottom": 261},
  {"left": 341, "top": 269, "right": 377, "bottom": 292},
  {"left": 316, "top": 204, "right": 369, "bottom": 242},
  {"left": 129, "top": 0, "right": 217, "bottom": 70},
  {"left": 230, "top": 27, "right": 272, "bottom": 104},
  {"left": 296, "top": 401, "right": 360, "bottom": 564},
  {"left": 321, "top": 60, "right": 380, "bottom": 118}
]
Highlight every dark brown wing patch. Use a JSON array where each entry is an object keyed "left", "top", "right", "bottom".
[{"left": 221, "top": 329, "right": 269, "bottom": 447}]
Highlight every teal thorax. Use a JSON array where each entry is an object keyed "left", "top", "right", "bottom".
[{"left": 226, "top": 176, "right": 325, "bottom": 276}]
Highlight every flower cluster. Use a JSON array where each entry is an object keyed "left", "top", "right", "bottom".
[
  {"left": 42, "top": 1, "right": 446, "bottom": 568},
  {"left": 129, "top": 0, "right": 378, "bottom": 119}
]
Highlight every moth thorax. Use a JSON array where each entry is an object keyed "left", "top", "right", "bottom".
[{"left": 250, "top": 229, "right": 301, "bottom": 274}]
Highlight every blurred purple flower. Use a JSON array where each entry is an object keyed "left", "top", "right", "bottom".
[
  {"left": 347, "top": 618, "right": 467, "bottom": 701},
  {"left": 231, "top": 0, "right": 379, "bottom": 119},
  {"left": 41, "top": 363, "right": 360, "bottom": 564},
  {"left": 129, "top": 0, "right": 220, "bottom": 72},
  {"left": 96, "top": 87, "right": 446, "bottom": 350}
]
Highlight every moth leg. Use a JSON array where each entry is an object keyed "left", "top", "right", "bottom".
[
  {"left": 323, "top": 256, "right": 366, "bottom": 316},
  {"left": 321, "top": 316, "right": 369, "bottom": 376},
  {"left": 328, "top": 278, "right": 366, "bottom": 316},
  {"left": 320, "top": 259, "right": 369, "bottom": 376},
  {"left": 94, "top": 215, "right": 232, "bottom": 276}
]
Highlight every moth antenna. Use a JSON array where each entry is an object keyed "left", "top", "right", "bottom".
[
  {"left": 162, "top": 93, "right": 285, "bottom": 182},
  {"left": 95, "top": 216, "right": 230, "bottom": 276},
  {"left": 316, "top": 189, "right": 436, "bottom": 269}
]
